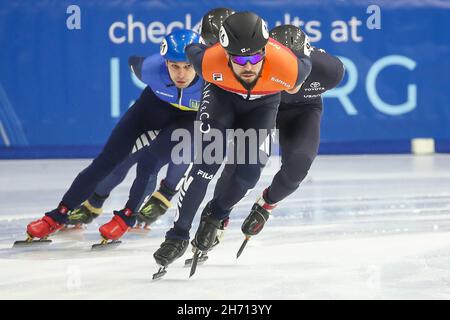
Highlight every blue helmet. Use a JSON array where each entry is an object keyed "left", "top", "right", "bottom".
[{"left": 160, "top": 29, "right": 200, "bottom": 62}]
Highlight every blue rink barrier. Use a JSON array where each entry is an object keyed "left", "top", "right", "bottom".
[
  {"left": 1, "top": 139, "right": 449, "bottom": 159},
  {"left": 0, "top": 146, "right": 102, "bottom": 159},
  {"left": 318, "top": 140, "right": 411, "bottom": 155},
  {"left": 436, "top": 140, "right": 450, "bottom": 154}
]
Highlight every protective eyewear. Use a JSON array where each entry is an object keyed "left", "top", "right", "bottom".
[{"left": 230, "top": 52, "right": 265, "bottom": 66}]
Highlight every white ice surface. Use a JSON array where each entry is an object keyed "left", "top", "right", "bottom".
[{"left": 1, "top": 154, "right": 450, "bottom": 300}]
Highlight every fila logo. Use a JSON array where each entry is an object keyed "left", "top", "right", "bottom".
[
  {"left": 213, "top": 73, "right": 223, "bottom": 81},
  {"left": 197, "top": 170, "right": 214, "bottom": 180}
]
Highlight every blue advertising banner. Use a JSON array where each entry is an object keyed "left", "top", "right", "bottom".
[{"left": 0, "top": 0, "right": 449, "bottom": 158}]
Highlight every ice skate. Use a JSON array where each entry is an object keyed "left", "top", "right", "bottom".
[
  {"left": 64, "top": 200, "right": 102, "bottom": 230},
  {"left": 13, "top": 205, "right": 69, "bottom": 247},
  {"left": 188, "top": 201, "right": 229, "bottom": 277},
  {"left": 91, "top": 208, "right": 134, "bottom": 250},
  {"left": 152, "top": 238, "right": 189, "bottom": 280}
]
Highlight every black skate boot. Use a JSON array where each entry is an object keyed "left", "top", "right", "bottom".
[
  {"left": 136, "top": 191, "right": 171, "bottom": 227},
  {"left": 192, "top": 201, "right": 226, "bottom": 252},
  {"left": 67, "top": 200, "right": 102, "bottom": 226},
  {"left": 154, "top": 238, "right": 189, "bottom": 266},
  {"left": 184, "top": 217, "right": 229, "bottom": 267},
  {"left": 152, "top": 238, "right": 189, "bottom": 280},
  {"left": 237, "top": 189, "right": 277, "bottom": 258},
  {"left": 242, "top": 191, "right": 275, "bottom": 236},
  {"left": 188, "top": 201, "right": 229, "bottom": 277}
]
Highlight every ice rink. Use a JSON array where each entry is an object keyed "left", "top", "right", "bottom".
[{"left": 1, "top": 154, "right": 450, "bottom": 300}]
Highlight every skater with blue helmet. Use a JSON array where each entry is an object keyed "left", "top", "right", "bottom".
[{"left": 16, "top": 29, "right": 202, "bottom": 247}]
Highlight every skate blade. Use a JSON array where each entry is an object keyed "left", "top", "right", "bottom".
[
  {"left": 152, "top": 267, "right": 167, "bottom": 280},
  {"left": 189, "top": 249, "right": 203, "bottom": 278},
  {"left": 236, "top": 236, "right": 251, "bottom": 259},
  {"left": 13, "top": 239, "right": 52, "bottom": 248},
  {"left": 91, "top": 240, "right": 122, "bottom": 251},
  {"left": 184, "top": 255, "right": 208, "bottom": 267}
]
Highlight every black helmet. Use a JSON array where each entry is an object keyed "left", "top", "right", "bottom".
[
  {"left": 200, "top": 8, "right": 236, "bottom": 46},
  {"left": 269, "top": 24, "right": 311, "bottom": 56},
  {"left": 219, "top": 11, "right": 269, "bottom": 55}
]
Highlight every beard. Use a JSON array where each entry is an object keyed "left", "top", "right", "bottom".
[
  {"left": 229, "top": 60, "right": 265, "bottom": 91},
  {"left": 239, "top": 72, "right": 257, "bottom": 83}
]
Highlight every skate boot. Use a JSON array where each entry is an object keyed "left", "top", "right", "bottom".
[
  {"left": 27, "top": 204, "right": 69, "bottom": 238},
  {"left": 188, "top": 201, "right": 230, "bottom": 277},
  {"left": 242, "top": 189, "right": 276, "bottom": 236},
  {"left": 66, "top": 200, "right": 102, "bottom": 227},
  {"left": 135, "top": 191, "right": 171, "bottom": 229},
  {"left": 192, "top": 201, "right": 227, "bottom": 252},
  {"left": 152, "top": 238, "right": 189, "bottom": 280},
  {"left": 92, "top": 208, "right": 135, "bottom": 250},
  {"left": 154, "top": 238, "right": 189, "bottom": 267},
  {"left": 212, "top": 217, "right": 229, "bottom": 248},
  {"left": 14, "top": 203, "right": 69, "bottom": 247},
  {"left": 236, "top": 189, "right": 277, "bottom": 258},
  {"left": 184, "top": 217, "right": 229, "bottom": 267}
]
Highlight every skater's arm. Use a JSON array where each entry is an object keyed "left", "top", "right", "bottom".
[
  {"left": 185, "top": 43, "right": 208, "bottom": 78},
  {"left": 323, "top": 54, "right": 345, "bottom": 91},
  {"left": 287, "top": 57, "right": 312, "bottom": 94},
  {"left": 128, "top": 56, "right": 145, "bottom": 81}
]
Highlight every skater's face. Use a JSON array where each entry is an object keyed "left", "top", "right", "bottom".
[
  {"left": 228, "top": 50, "right": 264, "bottom": 84},
  {"left": 166, "top": 61, "right": 196, "bottom": 88}
]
